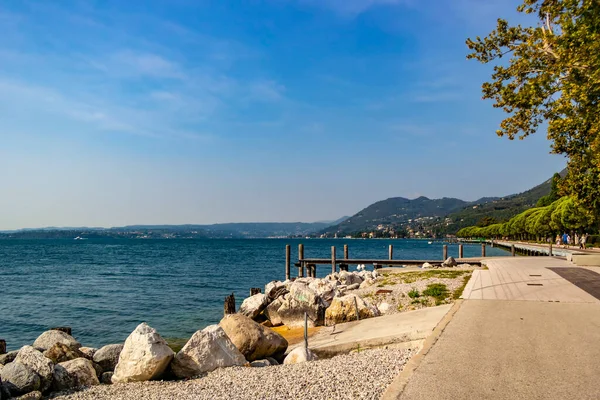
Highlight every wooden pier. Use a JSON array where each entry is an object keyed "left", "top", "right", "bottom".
[{"left": 286, "top": 243, "right": 488, "bottom": 279}]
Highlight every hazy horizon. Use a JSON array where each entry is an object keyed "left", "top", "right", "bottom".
[{"left": 0, "top": 0, "right": 565, "bottom": 230}]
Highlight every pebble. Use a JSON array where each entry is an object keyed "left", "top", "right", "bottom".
[{"left": 49, "top": 348, "right": 415, "bottom": 400}]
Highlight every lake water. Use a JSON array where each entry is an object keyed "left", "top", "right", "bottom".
[{"left": 0, "top": 238, "right": 509, "bottom": 350}]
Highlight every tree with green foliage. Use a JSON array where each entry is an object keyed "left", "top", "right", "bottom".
[
  {"left": 536, "top": 172, "right": 562, "bottom": 206},
  {"left": 466, "top": 0, "right": 600, "bottom": 219}
]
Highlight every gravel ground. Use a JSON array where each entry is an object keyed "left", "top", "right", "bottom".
[
  {"left": 50, "top": 348, "right": 416, "bottom": 400},
  {"left": 356, "top": 267, "right": 475, "bottom": 314}
]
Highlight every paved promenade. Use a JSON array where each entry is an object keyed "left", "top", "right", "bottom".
[{"left": 386, "top": 257, "right": 600, "bottom": 400}]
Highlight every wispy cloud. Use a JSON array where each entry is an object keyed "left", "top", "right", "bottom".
[
  {"left": 297, "top": 0, "right": 412, "bottom": 16},
  {"left": 248, "top": 80, "right": 286, "bottom": 102}
]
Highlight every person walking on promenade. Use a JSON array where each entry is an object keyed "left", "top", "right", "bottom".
[
  {"left": 556, "top": 234, "right": 561, "bottom": 246},
  {"left": 575, "top": 233, "right": 580, "bottom": 248},
  {"left": 581, "top": 233, "right": 587, "bottom": 250},
  {"left": 562, "top": 232, "right": 568, "bottom": 248},
  {"left": 567, "top": 234, "right": 572, "bottom": 247}
]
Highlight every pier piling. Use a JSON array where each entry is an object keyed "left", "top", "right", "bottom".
[
  {"left": 285, "top": 245, "right": 291, "bottom": 281},
  {"left": 481, "top": 244, "right": 486, "bottom": 257},
  {"left": 298, "top": 244, "right": 305, "bottom": 277},
  {"left": 224, "top": 293, "right": 236, "bottom": 315},
  {"left": 51, "top": 327, "right": 72, "bottom": 336},
  {"left": 250, "top": 288, "right": 261, "bottom": 296},
  {"left": 0, "top": 339, "right": 6, "bottom": 355},
  {"left": 458, "top": 244, "right": 464, "bottom": 259},
  {"left": 388, "top": 244, "right": 393, "bottom": 267},
  {"left": 331, "top": 246, "right": 337, "bottom": 274},
  {"left": 443, "top": 245, "right": 448, "bottom": 260}
]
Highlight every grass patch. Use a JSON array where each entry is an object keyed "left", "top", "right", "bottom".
[
  {"left": 408, "top": 288, "right": 420, "bottom": 298},
  {"left": 391, "top": 270, "right": 469, "bottom": 284},
  {"left": 422, "top": 283, "right": 449, "bottom": 301},
  {"left": 452, "top": 273, "right": 473, "bottom": 300}
]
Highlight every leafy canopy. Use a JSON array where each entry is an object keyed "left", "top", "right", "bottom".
[{"left": 466, "top": 0, "right": 600, "bottom": 217}]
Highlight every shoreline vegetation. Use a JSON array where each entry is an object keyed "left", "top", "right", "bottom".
[{"left": 0, "top": 261, "right": 477, "bottom": 399}]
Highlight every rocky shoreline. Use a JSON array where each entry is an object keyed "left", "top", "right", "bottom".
[{"left": 1, "top": 259, "right": 473, "bottom": 399}]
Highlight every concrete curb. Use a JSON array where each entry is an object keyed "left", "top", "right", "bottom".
[{"left": 380, "top": 299, "right": 464, "bottom": 400}]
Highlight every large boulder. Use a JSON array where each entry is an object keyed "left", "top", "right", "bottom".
[
  {"left": 283, "top": 347, "right": 318, "bottom": 365},
  {"left": 0, "top": 351, "right": 18, "bottom": 366},
  {"left": 171, "top": 325, "right": 246, "bottom": 378},
  {"left": 276, "top": 282, "right": 327, "bottom": 328},
  {"left": 265, "top": 281, "right": 285, "bottom": 296},
  {"left": 43, "top": 343, "right": 86, "bottom": 364},
  {"left": 111, "top": 323, "right": 174, "bottom": 383},
  {"left": 59, "top": 358, "right": 100, "bottom": 388},
  {"left": 264, "top": 297, "right": 284, "bottom": 326},
  {"left": 93, "top": 344, "right": 123, "bottom": 372},
  {"left": 0, "top": 362, "right": 40, "bottom": 396},
  {"left": 219, "top": 314, "right": 288, "bottom": 362},
  {"left": 239, "top": 294, "right": 269, "bottom": 320},
  {"left": 32, "top": 330, "right": 80, "bottom": 352},
  {"left": 325, "top": 294, "right": 380, "bottom": 325},
  {"left": 442, "top": 257, "right": 457, "bottom": 267},
  {"left": 338, "top": 271, "right": 363, "bottom": 286},
  {"left": 308, "top": 279, "right": 336, "bottom": 306},
  {"left": 422, "top": 262, "right": 433, "bottom": 269},
  {"left": 14, "top": 346, "right": 54, "bottom": 393}
]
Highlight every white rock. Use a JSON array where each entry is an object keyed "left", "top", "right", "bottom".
[
  {"left": 32, "top": 330, "right": 81, "bottom": 352},
  {"left": 378, "top": 302, "right": 391, "bottom": 314},
  {"left": 308, "top": 279, "right": 336, "bottom": 306},
  {"left": 14, "top": 346, "right": 54, "bottom": 393},
  {"left": 325, "top": 294, "right": 380, "bottom": 325},
  {"left": 283, "top": 347, "right": 318, "bottom": 365},
  {"left": 219, "top": 314, "right": 288, "bottom": 362},
  {"left": 277, "top": 282, "right": 327, "bottom": 328},
  {"left": 339, "top": 271, "right": 363, "bottom": 286},
  {"left": 442, "top": 257, "right": 457, "bottom": 267},
  {"left": 111, "top": 323, "right": 174, "bottom": 383},
  {"left": 239, "top": 293, "right": 269, "bottom": 320},
  {"left": 171, "top": 325, "right": 246, "bottom": 379},
  {"left": 422, "top": 262, "right": 433, "bottom": 269},
  {"left": 372, "top": 270, "right": 380, "bottom": 279},
  {"left": 265, "top": 281, "right": 284, "bottom": 296},
  {"left": 359, "top": 279, "right": 376, "bottom": 289}
]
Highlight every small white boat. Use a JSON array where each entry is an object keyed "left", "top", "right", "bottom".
[{"left": 428, "top": 241, "right": 433, "bottom": 244}]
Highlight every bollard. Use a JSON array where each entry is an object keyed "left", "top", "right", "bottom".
[
  {"left": 443, "top": 245, "right": 448, "bottom": 260},
  {"left": 481, "top": 244, "right": 486, "bottom": 257},
  {"left": 458, "top": 244, "right": 464, "bottom": 259},
  {"left": 285, "top": 244, "right": 291, "bottom": 281}
]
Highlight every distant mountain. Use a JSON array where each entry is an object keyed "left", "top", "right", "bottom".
[
  {"left": 0, "top": 220, "right": 345, "bottom": 239},
  {"left": 319, "top": 169, "right": 566, "bottom": 236},
  {"left": 441, "top": 170, "right": 566, "bottom": 233},
  {"left": 321, "top": 196, "right": 468, "bottom": 235}
]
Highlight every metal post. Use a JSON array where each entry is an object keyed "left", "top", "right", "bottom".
[
  {"left": 443, "top": 245, "right": 448, "bottom": 260},
  {"left": 354, "top": 296, "right": 360, "bottom": 321},
  {"left": 304, "top": 312, "right": 308, "bottom": 349},
  {"left": 285, "top": 244, "right": 291, "bottom": 281}
]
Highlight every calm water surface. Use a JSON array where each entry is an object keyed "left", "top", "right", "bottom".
[{"left": 0, "top": 238, "right": 508, "bottom": 350}]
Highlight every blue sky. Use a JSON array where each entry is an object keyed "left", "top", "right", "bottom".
[{"left": 0, "top": 0, "right": 565, "bottom": 229}]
